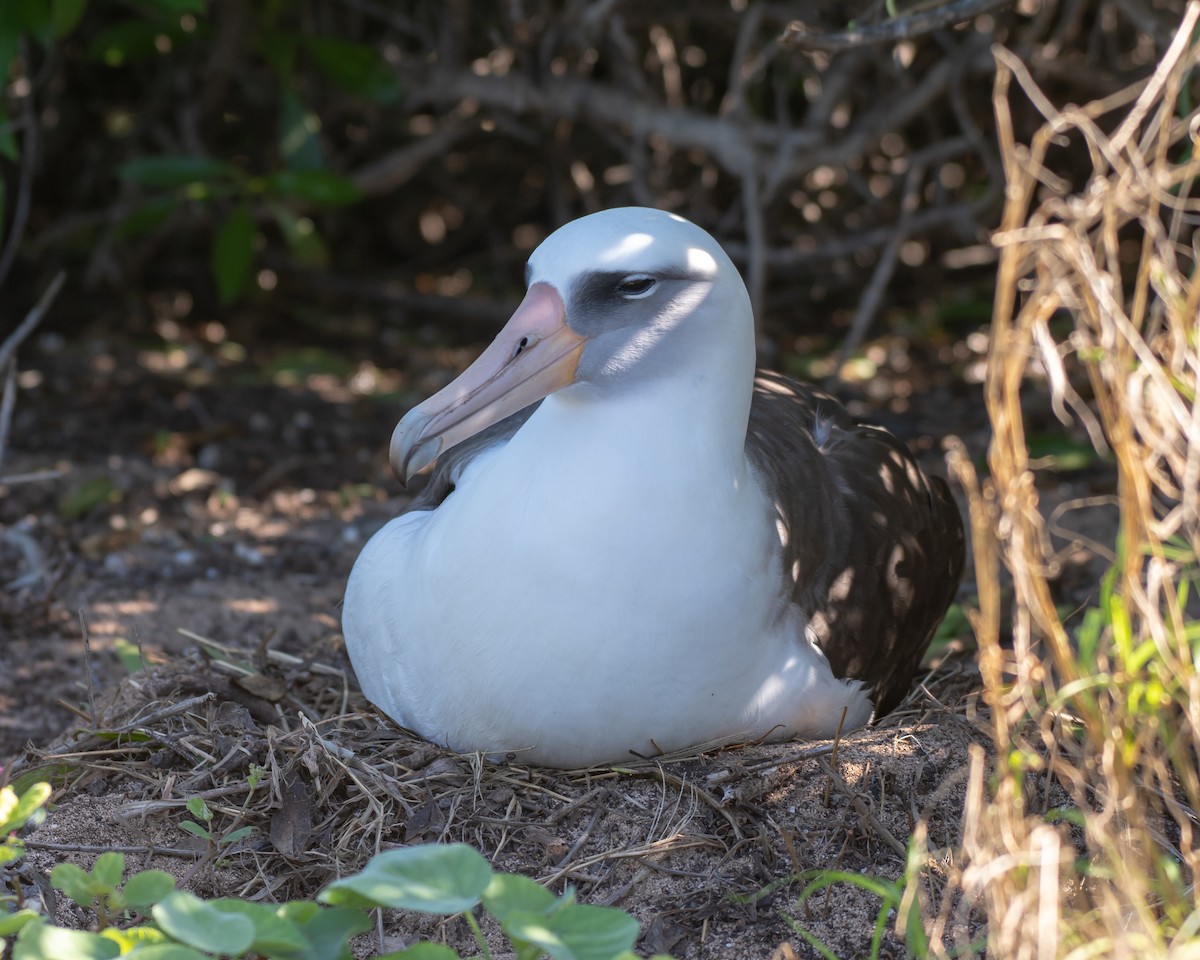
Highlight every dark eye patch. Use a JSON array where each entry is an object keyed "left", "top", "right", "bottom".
[{"left": 567, "top": 269, "right": 699, "bottom": 334}]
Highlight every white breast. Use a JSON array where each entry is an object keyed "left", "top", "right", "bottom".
[{"left": 344, "top": 382, "right": 870, "bottom": 766}]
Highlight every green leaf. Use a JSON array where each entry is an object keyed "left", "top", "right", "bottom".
[
  {"left": 10, "top": 0, "right": 53, "bottom": 46},
  {"left": 502, "top": 903, "right": 640, "bottom": 960},
  {"left": 288, "top": 904, "right": 373, "bottom": 959},
  {"left": 483, "top": 873, "right": 557, "bottom": 923},
  {"left": 9, "top": 765, "right": 72, "bottom": 798},
  {"left": 52, "top": 862, "right": 99, "bottom": 905},
  {"left": 115, "top": 196, "right": 179, "bottom": 240},
  {"left": 92, "top": 851, "right": 125, "bottom": 889},
  {"left": 212, "top": 202, "right": 255, "bottom": 304},
  {"left": 279, "top": 89, "right": 323, "bottom": 171},
  {"left": 122, "top": 869, "right": 176, "bottom": 908},
  {"left": 0, "top": 909, "right": 40, "bottom": 937},
  {"left": 51, "top": 0, "right": 87, "bottom": 36},
  {"left": 152, "top": 891, "right": 255, "bottom": 955},
  {"left": 221, "top": 825, "right": 255, "bottom": 845},
  {"left": 208, "top": 899, "right": 310, "bottom": 954},
  {"left": 304, "top": 37, "right": 401, "bottom": 103},
  {"left": 3, "top": 781, "right": 51, "bottom": 832},
  {"left": 118, "top": 155, "right": 233, "bottom": 188},
  {"left": 14, "top": 922, "right": 121, "bottom": 960},
  {"left": 177, "top": 820, "right": 210, "bottom": 840},
  {"left": 184, "top": 796, "right": 211, "bottom": 821},
  {"left": 58, "top": 475, "right": 118, "bottom": 519},
  {"left": 268, "top": 169, "right": 360, "bottom": 206},
  {"left": 99, "top": 925, "right": 167, "bottom": 950},
  {"left": 115, "top": 945, "right": 209, "bottom": 960},
  {"left": 114, "top": 636, "right": 144, "bottom": 674},
  {"left": 378, "top": 944, "right": 461, "bottom": 960},
  {"left": 319, "top": 844, "right": 492, "bottom": 914}
]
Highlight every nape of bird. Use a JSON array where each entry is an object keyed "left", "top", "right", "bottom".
[{"left": 343, "top": 207, "right": 965, "bottom": 768}]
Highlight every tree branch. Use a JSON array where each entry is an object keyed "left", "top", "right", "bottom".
[{"left": 781, "top": 0, "right": 1016, "bottom": 53}]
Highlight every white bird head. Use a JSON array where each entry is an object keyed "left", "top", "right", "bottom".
[{"left": 391, "top": 207, "right": 754, "bottom": 483}]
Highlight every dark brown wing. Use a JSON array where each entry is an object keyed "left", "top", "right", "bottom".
[{"left": 745, "top": 371, "right": 965, "bottom": 720}]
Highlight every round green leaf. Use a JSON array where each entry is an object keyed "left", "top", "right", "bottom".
[
  {"left": 152, "top": 891, "right": 255, "bottom": 955},
  {"left": 483, "top": 873, "right": 557, "bottom": 923},
  {"left": 14, "top": 922, "right": 120, "bottom": 960},
  {"left": 0, "top": 908, "right": 39, "bottom": 937},
  {"left": 51, "top": 862, "right": 98, "bottom": 905},
  {"left": 92, "top": 851, "right": 125, "bottom": 888},
  {"left": 122, "top": 869, "right": 176, "bottom": 909},
  {"left": 208, "top": 899, "right": 309, "bottom": 954},
  {"left": 320, "top": 843, "right": 491, "bottom": 914},
  {"left": 290, "top": 904, "right": 373, "bottom": 956},
  {"left": 503, "top": 903, "right": 639, "bottom": 960}
]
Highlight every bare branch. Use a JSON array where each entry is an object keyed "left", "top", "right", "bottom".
[
  {"left": 781, "top": 0, "right": 1015, "bottom": 53},
  {"left": 350, "top": 119, "right": 478, "bottom": 196},
  {"left": 0, "top": 41, "right": 39, "bottom": 290},
  {"left": 831, "top": 164, "right": 925, "bottom": 379},
  {"left": 0, "top": 360, "right": 15, "bottom": 472},
  {"left": 0, "top": 270, "right": 65, "bottom": 372}
]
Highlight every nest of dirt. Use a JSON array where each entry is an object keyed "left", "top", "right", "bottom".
[{"left": 8, "top": 635, "right": 985, "bottom": 958}]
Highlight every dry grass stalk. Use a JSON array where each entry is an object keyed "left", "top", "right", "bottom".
[{"left": 941, "top": 8, "right": 1200, "bottom": 957}]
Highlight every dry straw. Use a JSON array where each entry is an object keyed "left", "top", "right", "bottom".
[{"left": 942, "top": 7, "right": 1200, "bottom": 957}]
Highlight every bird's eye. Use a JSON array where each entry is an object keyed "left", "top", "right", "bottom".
[{"left": 617, "top": 276, "right": 657, "bottom": 298}]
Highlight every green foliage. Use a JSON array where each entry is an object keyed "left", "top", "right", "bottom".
[
  {"left": 2, "top": 0, "right": 371, "bottom": 306},
  {"left": 740, "top": 839, "right": 932, "bottom": 960},
  {"left": 1, "top": 782, "right": 52, "bottom": 940},
  {"left": 177, "top": 795, "right": 254, "bottom": 853},
  {"left": 51, "top": 854, "right": 176, "bottom": 929},
  {"left": 57, "top": 475, "right": 120, "bottom": 520},
  {"left": 113, "top": 637, "right": 146, "bottom": 674},
  {"left": 2, "top": 785, "right": 656, "bottom": 960}
]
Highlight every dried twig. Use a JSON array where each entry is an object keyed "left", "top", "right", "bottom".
[{"left": 24, "top": 841, "right": 202, "bottom": 859}]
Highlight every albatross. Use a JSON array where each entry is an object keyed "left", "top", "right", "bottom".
[{"left": 344, "top": 207, "right": 964, "bottom": 767}]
